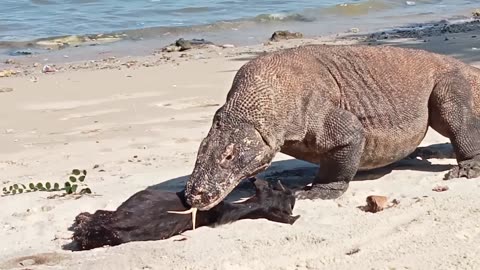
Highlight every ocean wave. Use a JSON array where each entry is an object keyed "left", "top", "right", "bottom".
[
  {"left": 254, "top": 13, "right": 315, "bottom": 23},
  {"left": 0, "top": 33, "right": 127, "bottom": 53},
  {"left": 325, "top": 0, "right": 395, "bottom": 16},
  {"left": 173, "top": 7, "right": 211, "bottom": 14},
  {"left": 253, "top": 0, "right": 420, "bottom": 23},
  {"left": 30, "top": 0, "right": 56, "bottom": 5}
]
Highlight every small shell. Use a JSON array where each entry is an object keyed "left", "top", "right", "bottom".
[
  {"left": 365, "top": 195, "right": 388, "bottom": 213},
  {"left": 42, "top": 65, "right": 56, "bottom": 73},
  {"left": 432, "top": 185, "right": 449, "bottom": 192}
]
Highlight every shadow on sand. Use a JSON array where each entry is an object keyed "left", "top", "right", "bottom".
[
  {"left": 147, "top": 142, "right": 455, "bottom": 202},
  {"left": 61, "top": 142, "right": 453, "bottom": 251}
]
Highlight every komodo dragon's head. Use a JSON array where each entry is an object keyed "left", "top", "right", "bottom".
[{"left": 184, "top": 114, "right": 276, "bottom": 211}]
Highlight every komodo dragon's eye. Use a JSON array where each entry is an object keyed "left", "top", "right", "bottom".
[{"left": 220, "top": 144, "right": 235, "bottom": 167}]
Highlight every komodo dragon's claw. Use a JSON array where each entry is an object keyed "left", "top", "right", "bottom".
[
  {"left": 294, "top": 184, "right": 347, "bottom": 200},
  {"left": 444, "top": 158, "right": 480, "bottom": 180}
]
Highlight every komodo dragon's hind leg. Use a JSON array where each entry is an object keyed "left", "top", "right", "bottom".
[
  {"left": 428, "top": 70, "right": 480, "bottom": 180},
  {"left": 295, "top": 108, "right": 366, "bottom": 200}
]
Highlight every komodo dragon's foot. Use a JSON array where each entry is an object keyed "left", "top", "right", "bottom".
[
  {"left": 444, "top": 158, "right": 480, "bottom": 180},
  {"left": 295, "top": 181, "right": 348, "bottom": 200}
]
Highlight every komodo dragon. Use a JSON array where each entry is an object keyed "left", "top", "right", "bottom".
[{"left": 183, "top": 44, "right": 480, "bottom": 211}]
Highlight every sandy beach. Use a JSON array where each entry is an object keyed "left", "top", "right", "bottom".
[{"left": 2, "top": 15, "right": 480, "bottom": 270}]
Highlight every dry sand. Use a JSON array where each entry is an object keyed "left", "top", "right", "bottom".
[{"left": 1, "top": 19, "right": 480, "bottom": 270}]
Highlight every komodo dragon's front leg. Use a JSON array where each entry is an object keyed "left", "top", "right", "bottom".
[{"left": 295, "top": 107, "right": 366, "bottom": 200}]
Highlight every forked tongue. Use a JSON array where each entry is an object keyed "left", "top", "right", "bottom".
[{"left": 167, "top": 208, "right": 198, "bottom": 230}]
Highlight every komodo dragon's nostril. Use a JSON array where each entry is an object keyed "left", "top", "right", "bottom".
[{"left": 193, "top": 194, "right": 203, "bottom": 203}]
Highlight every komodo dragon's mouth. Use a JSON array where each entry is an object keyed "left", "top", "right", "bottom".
[
  {"left": 167, "top": 178, "right": 239, "bottom": 230},
  {"left": 196, "top": 181, "right": 239, "bottom": 211},
  {"left": 195, "top": 163, "right": 272, "bottom": 211}
]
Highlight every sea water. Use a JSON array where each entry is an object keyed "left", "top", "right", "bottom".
[{"left": 0, "top": 0, "right": 478, "bottom": 58}]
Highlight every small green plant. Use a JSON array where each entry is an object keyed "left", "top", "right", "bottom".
[{"left": 2, "top": 169, "right": 92, "bottom": 196}]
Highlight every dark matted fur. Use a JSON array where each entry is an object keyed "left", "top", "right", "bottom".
[{"left": 70, "top": 178, "right": 299, "bottom": 250}]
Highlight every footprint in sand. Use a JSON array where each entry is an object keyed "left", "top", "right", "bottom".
[
  {"left": 24, "top": 91, "right": 165, "bottom": 111},
  {"left": 174, "top": 137, "right": 190, "bottom": 144},
  {"left": 60, "top": 108, "right": 123, "bottom": 121},
  {"left": 0, "top": 252, "right": 70, "bottom": 269},
  {"left": 153, "top": 97, "right": 220, "bottom": 110}
]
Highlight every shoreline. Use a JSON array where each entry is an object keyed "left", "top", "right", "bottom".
[
  {"left": 1, "top": 16, "right": 480, "bottom": 82},
  {"left": 1, "top": 7, "right": 479, "bottom": 73},
  {"left": 1, "top": 1, "right": 477, "bottom": 46},
  {"left": 2, "top": 13, "right": 480, "bottom": 269}
]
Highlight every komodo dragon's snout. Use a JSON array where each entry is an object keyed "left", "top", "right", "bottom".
[{"left": 185, "top": 123, "right": 275, "bottom": 210}]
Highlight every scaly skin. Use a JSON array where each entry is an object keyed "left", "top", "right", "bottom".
[{"left": 185, "top": 44, "right": 480, "bottom": 210}]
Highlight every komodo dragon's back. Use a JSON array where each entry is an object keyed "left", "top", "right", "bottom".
[{"left": 224, "top": 45, "right": 479, "bottom": 169}]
